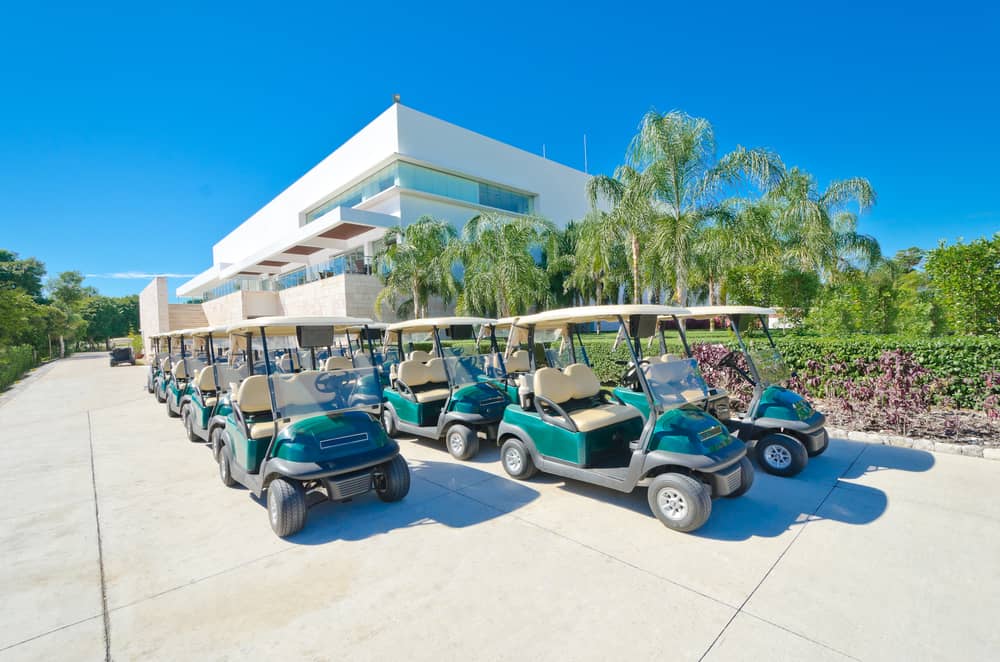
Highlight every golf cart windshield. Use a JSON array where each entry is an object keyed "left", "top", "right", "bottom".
[
  {"left": 747, "top": 347, "right": 790, "bottom": 385},
  {"left": 270, "top": 367, "right": 382, "bottom": 417},
  {"left": 443, "top": 353, "right": 505, "bottom": 387},
  {"left": 642, "top": 358, "right": 710, "bottom": 408}
]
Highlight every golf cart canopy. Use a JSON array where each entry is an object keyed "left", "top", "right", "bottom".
[
  {"left": 385, "top": 317, "right": 495, "bottom": 334},
  {"left": 673, "top": 306, "right": 775, "bottom": 320},
  {"left": 515, "top": 305, "right": 690, "bottom": 330},
  {"left": 176, "top": 325, "right": 228, "bottom": 338},
  {"left": 226, "top": 315, "right": 372, "bottom": 336}
]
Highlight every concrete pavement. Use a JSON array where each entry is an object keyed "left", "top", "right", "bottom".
[{"left": 1, "top": 353, "right": 997, "bottom": 661}]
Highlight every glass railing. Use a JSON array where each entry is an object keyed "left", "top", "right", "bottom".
[{"left": 199, "top": 254, "right": 375, "bottom": 301}]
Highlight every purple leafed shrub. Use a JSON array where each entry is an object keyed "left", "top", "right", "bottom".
[{"left": 690, "top": 343, "right": 753, "bottom": 409}]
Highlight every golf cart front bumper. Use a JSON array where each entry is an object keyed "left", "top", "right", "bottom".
[
  {"left": 754, "top": 413, "right": 828, "bottom": 453},
  {"left": 266, "top": 445, "right": 401, "bottom": 501},
  {"left": 799, "top": 423, "right": 829, "bottom": 454}
]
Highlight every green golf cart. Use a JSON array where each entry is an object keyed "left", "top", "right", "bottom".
[
  {"left": 146, "top": 334, "right": 167, "bottom": 394},
  {"left": 675, "top": 306, "right": 828, "bottom": 477},
  {"left": 164, "top": 329, "right": 204, "bottom": 419},
  {"left": 152, "top": 334, "right": 177, "bottom": 404},
  {"left": 496, "top": 305, "right": 753, "bottom": 533},
  {"left": 177, "top": 326, "right": 234, "bottom": 443},
  {"left": 380, "top": 317, "right": 510, "bottom": 460},
  {"left": 213, "top": 316, "right": 409, "bottom": 537}
]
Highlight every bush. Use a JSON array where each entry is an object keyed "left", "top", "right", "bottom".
[{"left": 0, "top": 345, "right": 37, "bottom": 391}]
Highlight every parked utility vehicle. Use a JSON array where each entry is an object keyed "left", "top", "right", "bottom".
[
  {"left": 108, "top": 338, "right": 135, "bottom": 367},
  {"left": 381, "top": 317, "right": 509, "bottom": 460},
  {"left": 146, "top": 334, "right": 165, "bottom": 394},
  {"left": 497, "top": 305, "right": 752, "bottom": 533},
  {"left": 164, "top": 329, "right": 205, "bottom": 419},
  {"left": 152, "top": 335, "right": 176, "bottom": 403},
  {"left": 177, "top": 326, "right": 234, "bottom": 443},
  {"left": 675, "top": 306, "right": 828, "bottom": 477},
  {"left": 213, "top": 316, "right": 409, "bottom": 537}
]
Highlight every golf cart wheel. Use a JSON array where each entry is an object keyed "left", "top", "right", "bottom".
[
  {"left": 382, "top": 407, "right": 399, "bottom": 437},
  {"left": 267, "top": 478, "right": 307, "bottom": 538},
  {"left": 210, "top": 427, "right": 224, "bottom": 462},
  {"left": 500, "top": 437, "right": 537, "bottom": 480},
  {"left": 806, "top": 428, "right": 830, "bottom": 457},
  {"left": 218, "top": 449, "right": 236, "bottom": 487},
  {"left": 725, "top": 457, "right": 755, "bottom": 498},
  {"left": 755, "top": 433, "right": 808, "bottom": 477},
  {"left": 445, "top": 424, "right": 479, "bottom": 460},
  {"left": 155, "top": 385, "right": 166, "bottom": 403},
  {"left": 166, "top": 399, "right": 180, "bottom": 418},
  {"left": 182, "top": 405, "right": 200, "bottom": 442},
  {"left": 376, "top": 454, "right": 411, "bottom": 502},
  {"left": 647, "top": 473, "right": 712, "bottom": 533},
  {"left": 146, "top": 380, "right": 154, "bottom": 394}
]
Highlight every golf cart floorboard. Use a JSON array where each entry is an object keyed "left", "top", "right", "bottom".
[{"left": 588, "top": 466, "right": 630, "bottom": 482}]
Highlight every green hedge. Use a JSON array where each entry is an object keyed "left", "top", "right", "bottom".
[{"left": 0, "top": 345, "right": 37, "bottom": 392}]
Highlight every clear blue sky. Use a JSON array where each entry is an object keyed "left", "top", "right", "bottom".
[{"left": 1, "top": 0, "right": 997, "bottom": 298}]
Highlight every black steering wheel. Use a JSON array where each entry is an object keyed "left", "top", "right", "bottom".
[
  {"left": 718, "top": 351, "right": 741, "bottom": 370},
  {"left": 314, "top": 371, "right": 345, "bottom": 393},
  {"left": 620, "top": 359, "right": 650, "bottom": 391}
]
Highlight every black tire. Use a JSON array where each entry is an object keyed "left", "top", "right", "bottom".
[
  {"left": 267, "top": 478, "right": 307, "bottom": 538},
  {"left": 376, "top": 454, "right": 411, "bottom": 502},
  {"left": 725, "top": 456, "right": 755, "bottom": 498},
  {"left": 218, "top": 448, "right": 236, "bottom": 487},
  {"left": 182, "top": 405, "right": 200, "bottom": 442},
  {"left": 445, "top": 424, "right": 479, "bottom": 460},
  {"left": 647, "top": 473, "right": 712, "bottom": 533},
  {"left": 500, "top": 437, "right": 537, "bottom": 480},
  {"left": 382, "top": 406, "right": 398, "bottom": 437},
  {"left": 806, "top": 428, "right": 830, "bottom": 457},
  {"left": 210, "top": 426, "right": 224, "bottom": 461},
  {"left": 755, "top": 433, "right": 808, "bottom": 477},
  {"left": 146, "top": 379, "right": 154, "bottom": 394}
]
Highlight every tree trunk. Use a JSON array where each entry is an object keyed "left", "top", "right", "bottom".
[
  {"left": 59, "top": 335, "right": 65, "bottom": 358},
  {"left": 412, "top": 285, "right": 421, "bottom": 319},
  {"left": 674, "top": 254, "right": 687, "bottom": 306},
  {"left": 630, "top": 234, "right": 641, "bottom": 304},
  {"left": 595, "top": 281, "right": 603, "bottom": 306},
  {"left": 48, "top": 335, "right": 53, "bottom": 359}
]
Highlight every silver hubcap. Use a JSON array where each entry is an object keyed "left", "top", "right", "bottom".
[
  {"left": 505, "top": 448, "right": 522, "bottom": 473},
  {"left": 656, "top": 487, "right": 688, "bottom": 520},
  {"left": 764, "top": 443, "right": 792, "bottom": 469},
  {"left": 448, "top": 432, "right": 464, "bottom": 454}
]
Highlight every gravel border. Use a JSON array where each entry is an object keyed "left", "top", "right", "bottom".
[{"left": 827, "top": 426, "right": 1000, "bottom": 460}]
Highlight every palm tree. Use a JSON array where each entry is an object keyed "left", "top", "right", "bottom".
[
  {"left": 586, "top": 165, "right": 657, "bottom": 303},
  {"left": 631, "top": 110, "right": 785, "bottom": 304},
  {"left": 452, "top": 213, "right": 556, "bottom": 317},
  {"left": 566, "top": 211, "right": 628, "bottom": 305},
  {"left": 373, "top": 215, "right": 458, "bottom": 319},
  {"left": 769, "top": 167, "right": 880, "bottom": 276}
]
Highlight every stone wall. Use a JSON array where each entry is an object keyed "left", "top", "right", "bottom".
[{"left": 138, "top": 277, "right": 169, "bottom": 356}]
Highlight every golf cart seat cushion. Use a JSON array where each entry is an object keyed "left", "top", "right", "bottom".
[
  {"left": 534, "top": 367, "right": 576, "bottom": 404},
  {"left": 195, "top": 367, "right": 216, "bottom": 392},
  {"left": 173, "top": 360, "right": 188, "bottom": 379},
  {"left": 204, "top": 397, "right": 218, "bottom": 407},
  {"left": 397, "top": 360, "right": 450, "bottom": 403},
  {"left": 564, "top": 364, "right": 601, "bottom": 399},
  {"left": 408, "top": 350, "right": 432, "bottom": 362},
  {"left": 568, "top": 404, "right": 642, "bottom": 432},
  {"left": 506, "top": 350, "right": 530, "bottom": 373},
  {"left": 160, "top": 357, "right": 172, "bottom": 373},
  {"left": 249, "top": 422, "right": 275, "bottom": 439},
  {"left": 425, "top": 358, "right": 447, "bottom": 383},
  {"left": 237, "top": 375, "right": 271, "bottom": 414},
  {"left": 325, "top": 356, "right": 353, "bottom": 371},
  {"left": 414, "top": 387, "right": 450, "bottom": 403}
]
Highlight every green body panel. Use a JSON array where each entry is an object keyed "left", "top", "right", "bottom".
[
  {"left": 649, "top": 407, "right": 740, "bottom": 456},
  {"left": 612, "top": 387, "right": 650, "bottom": 418},
  {"left": 167, "top": 378, "right": 192, "bottom": 409},
  {"left": 383, "top": 389, "right": 436, "bottom": 426},
  {"left": 501, "top": 405, "right": 643, "bottom": 466},
  {"left": 224, "top": 416, "right": 269, "bottom": 473},
  {"left": 272, "top": 411, "right": 390, "bottom": 463},
  {"left": 446, "top": 382, "right": 508, "bottom": 420},
  {"left": 752, "top": 385, "right": 823, "bottom": 425}
]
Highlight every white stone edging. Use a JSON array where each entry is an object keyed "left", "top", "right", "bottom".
[{"left": 826, "top": 426, "right": 1000, "bottom": 460}]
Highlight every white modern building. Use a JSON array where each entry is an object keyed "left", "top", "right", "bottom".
[{"left": 140, "top": 102, "right": 592, "bottom": 348}]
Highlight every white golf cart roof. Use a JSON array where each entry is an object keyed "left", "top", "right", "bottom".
[
  {"left": 173, "top": 325, "right": 228, "bottom": 337},
  {"left": 226, "top": 315, "right": 372, "bottom": 336},
  {"left": 514, "top": 305, "right": 689, "bottom": 330},
  {"left": 673, "top": 306, "right": 776, "bottom": 320},
  {"left": 385, "top": 317, "right": 495, "bottom": 333}
]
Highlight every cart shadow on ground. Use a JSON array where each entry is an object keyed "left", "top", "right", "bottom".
[
  {"left": 243, "top": 456, "right": 540, "bottom": 546},
  {"left": 538, "top": 439, "right": 935, "bottom": 542}
]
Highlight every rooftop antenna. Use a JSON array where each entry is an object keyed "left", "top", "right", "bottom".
[
  {"left": 392, "top": 93, "right": 401, "bottom": 104},
  {"left": 583, "top": 134, "right": 589, "bottom": 173}
]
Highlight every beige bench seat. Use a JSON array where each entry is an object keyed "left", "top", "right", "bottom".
[
  {"left": 397, "top": 358, "right": 450, "bottom": 403},
  {"left": 534, "top": 364, "right": 641, "bottom": 433}
]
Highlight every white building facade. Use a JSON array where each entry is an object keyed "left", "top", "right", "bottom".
[{"left": 141, "top": 103, "right": 591, "bottom": 348}]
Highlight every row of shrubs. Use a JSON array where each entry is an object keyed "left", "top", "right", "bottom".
[{"left": 0, "top": 345, "right": 37, "bottom": 392}]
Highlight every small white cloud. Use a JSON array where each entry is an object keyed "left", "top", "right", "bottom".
[{"left": 85, "top": 272, "right": 196, "bottom": 279}]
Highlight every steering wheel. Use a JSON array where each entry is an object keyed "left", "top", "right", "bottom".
[
  {"left": 718, "top": 351, "right": 740, "bottom": 370},
  {"left": 620, "top": 359, "right": 650, "bottom": 391},
  {"left": 314, "top": 372, "right": 344, "bottom": 393}
]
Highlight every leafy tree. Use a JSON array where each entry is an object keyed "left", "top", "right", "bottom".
[
  {"left": 0, "top": 249, "right": 47, "bottom": 301},
  {"left": 768, "top": 168, "right": 880, "bottom": 276},
  {"left": 630, "top": 110, "right": 784, "bottom": 304},
  {"left": 725, "top": 264, "right": 819, "bottom": 318},
  {"left": 452, "top": 213, "right": 556, "bottom": 317},
  {"left": 81, "top": 295, "right": 139, "bottom": 343},
  {"left": 925, "top": 234, "right": 1000, "bottom": 334},
  {"left": 373, "top": 216, "right": 458, "bottom": 319},
  {"left": 565, "top": 211, "right": 628, "bottom": 305},
  {"left": 540, "top": 221, "right": 580, "bottom": 308},
  {"left": 0, "top": 288, "right": 39, "bottom": 345}
]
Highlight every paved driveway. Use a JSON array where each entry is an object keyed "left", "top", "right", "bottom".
[{"left": 1, "top": 353, "right": 998, "bottom": 661}]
